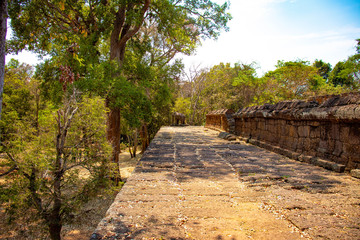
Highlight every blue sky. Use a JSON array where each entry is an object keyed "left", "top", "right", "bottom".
[
  {"left": 6, "top": 0, "right": 360, "bottom": 76},
  {"left": 181, "top": 0, "right": 360, "bottom": 75}
]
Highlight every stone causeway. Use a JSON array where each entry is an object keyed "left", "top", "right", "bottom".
[{"left": 91, "top": 126, "right": 360, "bottom": 240}]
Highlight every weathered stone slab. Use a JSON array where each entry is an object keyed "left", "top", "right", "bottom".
[
  {"left": 350, "top": 169, "right": 360, "bottom": 179},
  {"left": 92, "top": 126, "right": 360, "bottom": 240}
]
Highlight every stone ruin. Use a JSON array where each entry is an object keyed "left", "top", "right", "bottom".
[
  {"left": 205, "top": 109, "right": 235, "bottom": 132},
  {"left": 171, "top": 112, "right": 186, "bottom": 125},
  {"left": 205, "top": 92, "right": 360, "bottom": 172}
]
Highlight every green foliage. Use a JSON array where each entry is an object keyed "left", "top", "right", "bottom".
[
  {"left": 329, "top": 61, "right": 353, "bottom": 87},
  {"left": 174, "top": 97, "right": 191, "bottom": 117},
  {"left": 34, "top": 60, "right": 63, "bottom": 105},
  {"left": 203, "top": 62, "right": 240, "bottom": 110},
  {"left": 328, "top": 39, "right": 360, "bottom": 90},
  {"left": 265, "top": 60, "right": 333, "bottom": 99},
  {"left": 7, "top": 0, "right": 232, "bottom": 153},
  {"left": 0, "top": 78, "right": 116, "bottom": 238},
  {"left": 313, "top": 59, "right": 332, "bottom": 80},
  {"left": 174, "top": 56, "right": 356, "bottom": 126},
  {"left": 1, "top": 61, "right": 36, "bottom": 144}
]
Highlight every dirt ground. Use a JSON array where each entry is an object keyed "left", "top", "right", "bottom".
[{"left": 0, "top": 151, "right": 141, "bottom": 240}]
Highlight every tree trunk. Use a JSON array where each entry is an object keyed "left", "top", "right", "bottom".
[
  {"left": 107, "top": 8, "right": 127, "bottom": 165},
  {"left": 0, "top": 0, "right": 7, "bottom": 121},
  {"left": 106, "top": 0, "right": 149, "bottom": 177},
  {"left": 140, "top": 123, "right": 149, "bottom": 154},
  {"left": 49, "top": 221, "right": 62, "bottom": 240},
  {"left": 106, "top": 102, "right": 121, "bottom": 163},
  {"left": 106, "top": 101, "right": 122, "bottom": 183},
  {"left": 48, "top": 176, "right": 62, "bottom": 240},
  {"left": 127, "top": 134, "right": 134, "bottom": 158},
  {"left": 132, "top": 128, "right": 138, "bottom": 158},
  {"left": 49, "top": 169, "right": 62, "bottom": 240}
]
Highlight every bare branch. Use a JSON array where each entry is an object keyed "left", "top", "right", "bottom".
[
  {"left": 1, "top": 142, "right": 18, "bottom": 164},
  {"left": 0, "top": 165, "right": 18, "bottom": 177}
]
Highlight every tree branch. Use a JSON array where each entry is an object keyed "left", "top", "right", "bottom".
[
  {"left": 118, "top": 0, "right": 151, "bottom": 48},
  {"left": 0, "top": 165, "right": 18, "bottom": 177}
]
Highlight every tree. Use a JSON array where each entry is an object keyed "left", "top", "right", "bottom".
[
  {"left": 313, "top": 59, "right": 332, "bottom": 80},
  {"left": 8, "top": 0, "right": 232, "bottom": 165},
  {"left": 0, "top": 0, "right": 7, "bottom": 121},
  {"left": 232, "top": 62, "right": 281, "bottom": 106},
  {"left": 202, "top": 62, "right": 240, "bottom": 110},
  {"left": 264, "top": 60, "right": 324, "bottom": 99},
  {"left": 0, "top": 60, "right": 36, "bottom": 145},
  {"left": 328, "top": 39, "right": 360, "bottom": 90},
  {"left": 1, "top": 89, "right": 114, "bottom": 240},
  {"left": 329, "top": 61, "right": 352, "bottom": 87},
  {"left": 184, "top": 65, "right": 207, "bottom": 125}
]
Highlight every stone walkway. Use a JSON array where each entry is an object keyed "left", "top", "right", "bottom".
[{"left": 92, "top": 126, "right": 360, "bottom": 240}]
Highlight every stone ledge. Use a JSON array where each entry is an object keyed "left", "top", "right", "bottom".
[
  {"left": 245, "top": 138, "right": 346, "bottom": 173},
  {"left": 350, "top": 169, "right": 360, "bottom": 179},
  {"left": 205, "top": 126, "right": 223, "bottom": 132},
  {"left": 234, "top": 92, "right": 360, "bottom": 122},
  {"left": 218, "top": 132, "right": 237, "bottom": 141}
]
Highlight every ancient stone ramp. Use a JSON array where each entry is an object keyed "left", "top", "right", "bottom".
[{"left": 91, "top": 126, "right": 360, "bottom": 240}]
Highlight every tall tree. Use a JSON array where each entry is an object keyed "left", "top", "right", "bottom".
[
  {"left": 0, "top": 0, "right": 7, "bottom": 121},
  {"left": 265, "top": 60, "right": 321, "bottom": 99},
  {"left": 328, "top": 39, "right": 360, "bottom": 90},
  {"left": 313, "top": 59, "right": 332, "bottom": 80},
  {"left": 8, "top": 0, "right": 232, "bottom": 164},
  {"left": 1, "top": 86, "right": 113, "bottom": 240}
]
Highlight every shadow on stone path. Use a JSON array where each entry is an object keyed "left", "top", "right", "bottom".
[{"left": 92, "top": 126, "right": 360, "bottom": 240}]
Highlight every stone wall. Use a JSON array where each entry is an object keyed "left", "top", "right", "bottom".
[
  {"left": 233, "top": 93, "right": 360, "bottom": 171},
  {"left": 205, "top": 109, "right": 235, "bottom": 132}
]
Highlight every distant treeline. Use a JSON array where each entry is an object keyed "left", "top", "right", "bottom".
[{"left": 174, "top": 39, "right": 360, "bottom": 125}]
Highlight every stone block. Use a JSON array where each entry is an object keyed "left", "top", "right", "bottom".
[
  {"left": 273, "top": 123, "right": 280, "bottom": 135},
  {"left": 329, "top": 124, "right": 340, "bottom": 140},
  {"left": 296, "top": 138, "right": 304, "bottom": 152},
  {"left": 348, "top": 125, "right": 360, "bottom": 145},
  {"left": 278, "top": 137, "right": 286, "bottom": 148},
  {"left": 298, "top": 125, "right": 310, "bottom": 137},
  {"left": 318, "top": 140, "right": 327, "bottom": 153},
  {"left": 310, "top": 138, "right": 320, "bottom": 151},
  {"left": 298, "top": 155, "right": 313, "bottom": 163},
  {"left": 218, "top": 132, "right": 229, "bottom": 139},
  {"left": 327, "top": 139, "right": 335, "bottom": 153},
  {"left": 303, "top": 138, "right": 312, "bottom": 151},
  {"left": 339, "top": 126, "right": 350, "bottom": 142},
  {"left": 343, "top": 144, "right": 360, "bottom": 157},
  {"left": 281, "top": 125, "right": 289, "bottom": 136},
  {"left": 309, "top": 126, "right": 320, "bottom": 138},
  {"left": 308, "top": 121, "right": 321, "bottom": 127},
  {"left": 249, "top": 139, "right": 260, "bottom": 146},
  {"left": 291, "top": 151, "right": 301, "bottom": 160},
  {"left": 332, "top": 141, "right": 343, "bottom": 157},
  {"left": 320, "top": 125, "right": 329, "bottom": 140},
  {"left": 291, "top": 138, "right": 298, "bottom": 151},
  {"left": 227, "top": 135, "right": 237, "bottom": 141},
  {"left": 312, "top": 158, "right": 345, "bottom": 173},
  {"left": 289, "top": 125, "right": 298, "bottom": 137},
  {"left": 284, "top": 136, "right": 293, "bottom": 149},
  {"left": 350, "top": 169, "right": 360, "bottom": 179},
  {"left": 258, "top": 120, "right": 266, "bottom": 130}
]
